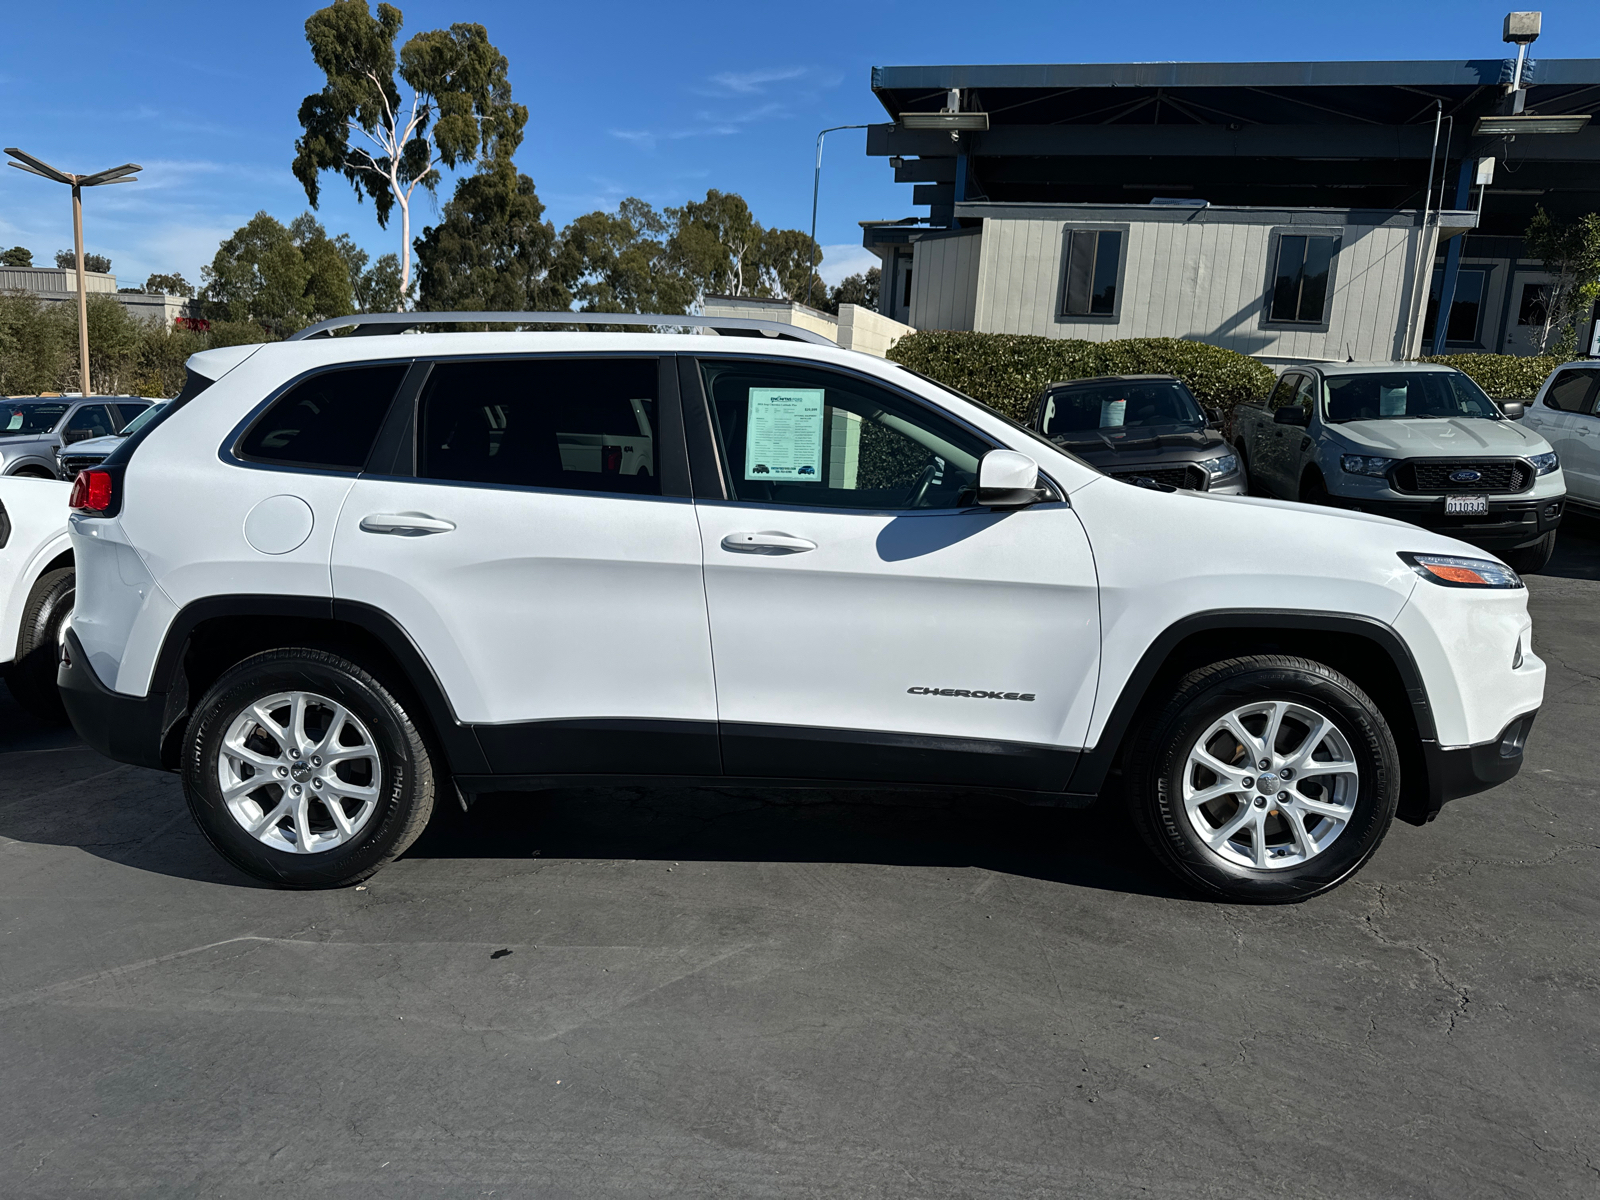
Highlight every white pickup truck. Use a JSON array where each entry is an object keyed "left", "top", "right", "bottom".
[{"left": 1231, "top": 362, "right": 1566, "bottom": 573}]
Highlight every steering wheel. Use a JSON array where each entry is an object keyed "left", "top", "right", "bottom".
[{"left": 904, "top": 462, "right": 939, "bottom": 509}]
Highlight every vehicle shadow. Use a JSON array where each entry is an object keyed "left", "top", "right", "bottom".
[
  {"left": 405, "top": 782, "right": 1189, "bottom": 901},
  {"left": 1545, "top": 510, "right": 1600, "bottom": 581},
  {"left": 0, "top": 688, "right": 1183, "bottom": 899}
]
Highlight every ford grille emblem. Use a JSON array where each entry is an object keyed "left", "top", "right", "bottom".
[{"left": 1449, "top": 469, "right": 1482, "bottom": 483}]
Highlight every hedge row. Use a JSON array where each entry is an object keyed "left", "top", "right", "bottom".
[
  {"left": 1415, "top": 352, "right": 1562, "bottom": 400},
  {"left": 887, "top": 331, "right": 1277, "bottom": 425}
]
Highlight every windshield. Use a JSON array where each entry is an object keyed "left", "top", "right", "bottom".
[
  {"left": 1324, "top": 372, "right": 1501, "bottom": 422},
  {"left": 118, "top": 402, "right": 168, "bottom": 437},
  {"left": 1, "top": 402, "right": 69, "bottom": 437},
  {"left": 1040, "top": 380, "right": 1205, "bottom": 440}
]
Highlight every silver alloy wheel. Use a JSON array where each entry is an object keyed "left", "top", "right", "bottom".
[
  {"left": 1180, "top": 700, "right": 1358, "bottom": 870},
  {"left": 216, "top": 690, "right": 383, "bottom": 854}
]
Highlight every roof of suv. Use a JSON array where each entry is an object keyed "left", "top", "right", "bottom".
[{"left": 1288, "top": 361, "right": 1460, "bottom": 378}]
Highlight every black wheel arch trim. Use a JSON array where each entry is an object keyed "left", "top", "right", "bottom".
[
  {"left": 139, "top": 593, "right": 489, "bottom": 775},
  {"left": 1065, "top": 609, "right": 1437, "bottom": 799}
]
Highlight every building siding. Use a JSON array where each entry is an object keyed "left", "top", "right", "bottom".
[{"left": 949, "top": 207, "right": 1442, "bottom": 362}]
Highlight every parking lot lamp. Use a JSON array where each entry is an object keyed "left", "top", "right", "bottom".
[
  {"left": 4, "top": 148, "right": 141, "bottom": 397},
  {"left": 808, "top": 125, "right": 871, "bottom": 308}
]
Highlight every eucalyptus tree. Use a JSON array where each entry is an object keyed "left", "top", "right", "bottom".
[{"left": 291, "top": 0, "right": 526, "bottom": 308}]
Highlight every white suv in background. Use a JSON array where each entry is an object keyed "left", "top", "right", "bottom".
[
  {"left": 59, "top": 314, "right": 1545, "bottom": 903},
  {"left": 1522, "top": 361, "right": 1600, "bottom": 512}
]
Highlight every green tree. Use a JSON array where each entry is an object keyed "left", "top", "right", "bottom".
[
  {"left": 556, "top": 199, "right": 695, "bottom": 315},
  {"left": 56, "top": 250, "right": 111, "bottom": 273},
  {"left": 143, "top": 272, "right": 195, "bottom": 297},
  {"left": 415, "top": 159, "right": 567, "bottom": 312},
  {"left": 666, "top": 190, "right": 764, "bottom": 301},
  {"left": 292, "top": 0, "right": 527, "bottom": 306},
  {"left": 200, "top": 211, "right": 354, "bottom": 334},
  {"left": 0, "top": 247, "right": 33, "bottom": 267},
  {"left": 825, "top": 267, "right": 880, "bottom": 315},
  {"left": 758, "top": 227, "right": 823, "bottom": 304},
  {"left": 331, "top": 234, "right": 412, "bottom": 312},
  {"left": 1525, "top": 208, "right": 1600, "bottom": 358}
]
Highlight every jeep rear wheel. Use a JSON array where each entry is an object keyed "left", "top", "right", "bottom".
[
  {"left": 1126, "top": 655, "right": 1399, "bottom": 903},
  {"left": 181, "top": 649, "right": 435, "bottom": 888},
  {"left": 6, "top": 567, "right": 74, "bottom": 723}
]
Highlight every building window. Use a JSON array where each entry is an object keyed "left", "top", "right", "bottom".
[
  {"left": 1061, "top": 229, "right": 1123, "bottom": 318},
  {"left": 1517, "top": 282, "right": 1551, "bottom": 327},
  {"left": 1269, "top": 234, "right": 1338, "bottom": 324},
  {"left": 1423, "top": 267, "right": 1488, "bottom": 345}
]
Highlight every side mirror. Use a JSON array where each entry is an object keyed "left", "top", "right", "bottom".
[
  {"left": 1500, "top": 401, "right": 1525, "bottom": 420},
  {"left": 1273, "top": 407, "right": 1310, "bottom": 427},
  {"left": 62, "top": 427, "right": 91, "bottom": 444},
  {"left": 1204, "top": 406, "right": 1224, "bottom": 427},
  {"left": 977, "top": 449, "right": 1047, "bottom": 509}
]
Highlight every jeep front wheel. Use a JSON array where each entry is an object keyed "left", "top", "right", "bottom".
[
  {"left": 1126, "top": 655, "right": 1400, "bottom": 903},
  {"left": 181, "top": 649, "right": 435, "bottom": 888}
]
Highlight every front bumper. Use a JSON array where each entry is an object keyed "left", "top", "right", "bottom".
[
  {"left": 1329, "top": 494, "right": 1563, "bottom": 552},
  {"left": 1416, "top": 710, "right": 1538, "bottom": 822},
  {"left": 58, "top": 627, "right": 170, "bottom": 770}
]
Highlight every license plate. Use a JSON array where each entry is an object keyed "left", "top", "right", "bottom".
[{"left": 1445, "top": 494, "right": 1488, "bottom": 515}]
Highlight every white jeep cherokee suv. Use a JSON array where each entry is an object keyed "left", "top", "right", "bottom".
[{"left": 58, "top": 314, "right": 1546, "bottom": 902}]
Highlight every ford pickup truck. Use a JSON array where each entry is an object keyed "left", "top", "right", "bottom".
[{"left": 1232, "top": 361, "right": 1565, "bottom": 573}]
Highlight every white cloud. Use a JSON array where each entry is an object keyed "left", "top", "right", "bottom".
[
  {"left": 818, "top": 244, "right": 879, "bottom": 288},
  {"left": 706, "top": 66, "right": 807, "bottom": 95}
]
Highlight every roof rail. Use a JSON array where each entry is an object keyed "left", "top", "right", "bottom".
[{"left": 286, "top": 310, "right": 837, "bottom": 347}]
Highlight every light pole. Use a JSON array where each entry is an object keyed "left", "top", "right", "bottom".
[
  {"left": 808, "top": 124, "right": 871, "bottom": 308},
  {"left": 5, "top": 148, "right": 141, "bottom": 397}
]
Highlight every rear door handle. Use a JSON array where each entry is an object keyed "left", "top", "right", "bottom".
[
  {"left": 720, "top": 531, "right": 817, "bottom": 554},
  {"left": 360, "top": 512, "right": 456, "bottom": 536}
]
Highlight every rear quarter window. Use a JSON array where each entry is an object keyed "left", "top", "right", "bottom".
[{"left": 237, "top": 364, "right": 408, "bottom": 471}]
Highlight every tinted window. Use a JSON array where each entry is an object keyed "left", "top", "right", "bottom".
[
  {"left": 239, "top": 364, "right": 406, "bottom": 470},
  {"left": 112, "top": 402, "right": 150, "bottom": 427},
  {"left": 1, "top": 402, "right": 69, "bottom": 436},
  {"left": 1518, "top": 283, "right": 1551, "bottom": 327},
  {"left": 1545, "top": 370, "right": 1599, "bottom": 413},
  {"left": 419, "top": 357, "right": 659, "bottom": 495},
  {"left": 1269, "top": 375, "right": 1302, "bottom": 409},
  {"left": 702, "top": 359, "right": 989, "bottom": 510},
  {"left": 1041, "top": 380, "right": 1204, "bottom": 440},
  {"left": 1325, "top": 372, "right": 1500, "bottom": 422},
  {"left": 118, "top": 402, "right": 167, "bottom": 437},
  {"left": 1062, "top": 229, "right": 1122, "bottom": 317},
  {"left": 1270, "top": 235, "right": 1338, "bottom": 323},
  {"left": 1423, "top": 268, "right": 1488, "bottom": 345},
  {"left": 65, "top": 404, "right": 115, "bottom": 441}
]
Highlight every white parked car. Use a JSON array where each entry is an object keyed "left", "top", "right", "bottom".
[
  {"left": 55, "top": 400, "right": 170, "bottom": 479},
  {"left": 57, "top": 315, "right": 1546, "bottom": 902},
  {"left": 0, "top": 476, "right": 73, "bottom": 719},
  {"left": 1520, "top": 361, "right": 1600, "bottom": 512}
]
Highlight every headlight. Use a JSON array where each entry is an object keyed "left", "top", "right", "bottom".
[
  {"left": 1196, "top": 453, "right": 1238, "bottom": 476},
  {"left": 1530, "top": 451, "right": 1559, "bottom": 476},
  {"left": 1341, "top": 454, "right": 1395, "bottom": 478},
  {"left": 1400, "top": 552, "right": 1523, "bottom": 589}
]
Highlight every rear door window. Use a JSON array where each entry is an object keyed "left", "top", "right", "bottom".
[
  {"left": 418, "top": 357, "right": 660, "bottom": 495},
  {"left": 238, "top": 364, "right": 408, "bottom": 471},
  {"left": 1544, "top": 369, "right": 1599, "bottom": 413}
]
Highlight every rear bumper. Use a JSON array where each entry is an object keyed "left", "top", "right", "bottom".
[
  {"left": 1329, "top": 494, "right": 1563, "bottom": 552},
  {"left": 1418, "top": 710, "right": 1537, "bottom": 821},
  {"left": 58, "top": 627, "right": 169, "bottom": 770}
]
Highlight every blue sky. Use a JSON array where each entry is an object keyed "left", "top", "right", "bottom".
[{"left": 2, "top": 0, "right": 1596, "bottom": 293}]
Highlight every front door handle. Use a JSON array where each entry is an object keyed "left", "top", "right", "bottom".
[
  {"left": 720, "top": 531, "right": 817, "bottom": 554},
  {"left": 360, "top": 512, "right": 456, "bottom": 536}
]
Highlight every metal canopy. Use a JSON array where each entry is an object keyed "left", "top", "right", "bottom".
[
  {"left": 286, "top": 311, "right": 838, "bottom": 346},
  {"left": 868, "top": 59, "right": 1600, "bottom": 234}
]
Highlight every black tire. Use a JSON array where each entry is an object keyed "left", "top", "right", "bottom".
[
  {"left": 1125, "top": 655, "right": 1400, "bottom": 904},
  {"left": 181, "top": 648, "right": 436, "bottom": 888},
  {"left": 1504, "top": 531, "right": 1555, "bottom": 575},
  {"left": 1238, "top": 450, "right": 1265, "bottom": 497},
  {"left": 1299, "top": 471, "right": 1331, "bottom": 506},
  {"left": 5, "top": 566, "right": 73, "bottom": 723}
]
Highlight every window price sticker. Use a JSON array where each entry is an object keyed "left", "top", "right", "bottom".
[{"left": 745, "top": 388, "right": 825, "bottom": 481}]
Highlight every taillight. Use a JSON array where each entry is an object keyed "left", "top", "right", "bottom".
[{"left": 70, "top": 469, "right": 114, "bottom": 513}]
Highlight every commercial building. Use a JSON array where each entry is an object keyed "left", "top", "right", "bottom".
[
  {"left": 861, "top": 28, "right": 1600, "bottom": 362},
  {"left": 0, "top": 265, "right": 198, "bottom": 325}
]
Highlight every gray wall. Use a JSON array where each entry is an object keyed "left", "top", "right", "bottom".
[{"left": 907, "top": 204, "right": 1444, "bottom": 363}]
